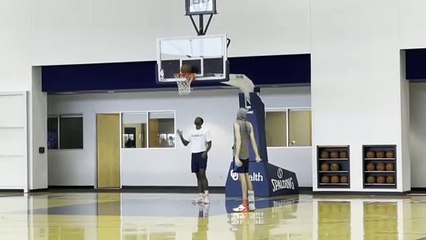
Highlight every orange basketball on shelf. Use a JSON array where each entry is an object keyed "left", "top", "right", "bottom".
[
  {"left": 321, "top": 175, "right": 330, "bottom": 183},
  {"left": 376, "top": 151, "right": 385, "bottom": 158},
  {"left": 367, "top": 176, "right": 376, "bottom": 183},
  {"left": 330, "top": 151, "right": 339, "bottom": 158},
  {"left": 330, "top": 176, "right": 339, "bottom": 183},
  {"left": 366, "top": 163, "right": 375, "bottom": 171},
  {"left": 366, "top": 151, "right": 375, "bottom": 158},
  {"left": 320, "top": 163, "right": 330, "bottom": 171},
  {"left": 376, "top": 163, "right": 385, "bottom": 171},
  {"left": 385, "top": 151, "right": 395, "bottom": 158},
  {"left": 339, "top": 151, "right": 348, "bottom": 158},
  {"left": 340, "top": 176, "right": 348, "bottom": 183},
  {"left": 385, "top": 163, "right": 394, "bottom": 171},
  {"left": 320, "top": 151, "right": 330, "bottom": 159},
  {"left": 386, "top": 176, "right": 395, "bottom": 183},
  {"left": 330, "top": 163, "right": 340, "bottom": 171},
  {"left": 377, "top": 176, "right": 386, "bottom": 183}
]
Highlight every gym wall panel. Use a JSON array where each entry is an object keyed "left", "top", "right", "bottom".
[
  {"left": 47, "top": 87, "right": 312, "bottom": 187},
  {"left": 0, "top": 92, "right": 28, "bottom": 190},
  {"left": 31, "top": 0, "right": 311, "bottom": 65},
  {"left": 29, "top": 68, "right": 48, "bottom": 190},
  {"left": 310, "top": 0, "right": 408, "bottom": 192},
  {"left": 0, "top": 0, "right": 31, "bottom": 90},
  {"left": 399, "top": 0, "right": 426, "bottom": 49}
]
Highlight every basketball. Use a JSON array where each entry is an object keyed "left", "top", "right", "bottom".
[
  {"left": 376, "top": 163, "right": 385, "bottom": 171},
  {"left": 340, "top": 176, "right": 348, "bottom": 183},
  {"left": 330, "top": 151, "right": 339, "bottom": 158},
  {"left": 386, "top": 151, "right": 395, "bottom": 158},
  {"left": 321, "top": 175, "right": 330, "bottom": 183},
  {"left": 330, "top": 163, "right": 340, "bottom": 171},
  {"left": 366, "top": 151, "right": 375, "bottom": 158},
  {"left": 320, "top": 151, "right": 330, "bottom": 158},
  {"left": 366, "top": 163, "right": 375, "bottom": 171},
  {"left": 377, "top": 176, "right": 386, "bottom": 183},
  {"left": 330, "top": 176, "right": 339, "bottom": 183},
  {"left": 339, "top": 151, "right": 348, "bottom": 158},
  {"left": 376, "top": 151, "right": 385, "bottom": 158},
  {"left": 367, "top": 176, "right": 376, "bottom": 183},
  {"left": 386, "top": 176, "right": 395, "bottom": 183},
  {"left": 320, "top": 163, "right": 330, "bottom": 171},
  {"left": 385, "top": 163, "right": 394, "bottom": 171},
  {"left": 181, "top": 64, "right": 192, "bottom": 73}
]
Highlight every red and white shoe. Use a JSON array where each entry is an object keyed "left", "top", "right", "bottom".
[{"left": 232, "top": 204, "right": 249, "bottom": 212}]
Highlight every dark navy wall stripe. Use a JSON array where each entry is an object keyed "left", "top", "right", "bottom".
[
  {"left": 42, "top": 54, "right": 311, "bottom": 93},
  {"left": 406, "top": 49, "right": 426, "bottom": 80}
]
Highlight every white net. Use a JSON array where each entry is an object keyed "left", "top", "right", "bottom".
[{"left": 176, "top": 79, "right": 192, "bottom": 95}]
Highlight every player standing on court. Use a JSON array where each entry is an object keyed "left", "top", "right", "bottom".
[
  {"left": 232, "top": 108, "right": 262, "bottom": 212},
  {"left": 177, "top": 117, "right": 212, "bottom": 204}
]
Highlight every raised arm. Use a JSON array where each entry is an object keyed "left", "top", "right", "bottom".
[
  {"left": 176, "top": 129, "right": 189, "bottom": 146},
  {"left": 248, "top": 123, "right": 261, "bottom": 162}
]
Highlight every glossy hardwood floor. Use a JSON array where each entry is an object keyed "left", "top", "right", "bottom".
[{"left": 0, "top": 191, "right": 425, "bottom": 239}]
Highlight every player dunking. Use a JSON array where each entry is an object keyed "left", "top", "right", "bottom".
[
  {"left": 232, "top": 108, "right": 261, "bottom": 212},
  {"left": 177, "top": 117, "right": 212, "bottom": 204}
]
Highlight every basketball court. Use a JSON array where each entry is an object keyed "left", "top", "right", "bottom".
[{"left": 0, "top": 191, "right": 426, "bottom": 239}]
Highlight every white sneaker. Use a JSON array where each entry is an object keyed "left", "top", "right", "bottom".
[
  {"left": 249, "top": 202, "right": 256, "bottom": 211},
  {"left": 193, "top": 195, "right": 204, "bottom": 203},
  {"left": 203, "top": 195, "right": 210, "bottom": 204},
  {"left": 233, "top": 204, "right": 249, "bottom": 212}
]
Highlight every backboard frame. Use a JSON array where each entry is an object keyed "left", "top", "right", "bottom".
[{"left": 156, "top": 34, "right": 229, "bottom": 84}]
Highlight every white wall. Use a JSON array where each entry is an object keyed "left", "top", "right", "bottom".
[
  {"left": 311, "top": 0, "right": 407, "bottom": 192},
  {"left": 399, "top": 0, "right": 426, "bottom": 49},
  {"left": 29, "top": 67, "right": 48, "bottom": 189},
  {"left": 0, "top": 0, "right": 31, "bottom": 90},
  {"left": 47, "top": 87, "right": 312, "bottom": 187},
  {"left": 31, "top": 0, "right": 311, "bottom": 65}
]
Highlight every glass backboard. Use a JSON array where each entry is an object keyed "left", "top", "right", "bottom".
[{"left": 156, "top": 34, "right": 228, "bottom": 83}]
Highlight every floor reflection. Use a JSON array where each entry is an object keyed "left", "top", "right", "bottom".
[{"left": 0, "top": 192, "right": 425, "bottom": 239}]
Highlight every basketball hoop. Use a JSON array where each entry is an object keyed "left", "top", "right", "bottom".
[{"left": 175, "top": 73, "right": 195, "bottom": 95}]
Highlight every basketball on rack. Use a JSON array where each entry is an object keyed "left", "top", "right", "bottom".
[
  {"left": 330, "top": 163, "right": 340, "bottom": 171},
  {"left": 385, "top": 163, "right": 394, "bottom": 171},
  {"left": 339, "top": 151, "right": 348, "bottom": 158},
  {"left": 320, "top": 151, "right": 329, "bottom": 158},
  {"left": 366, "top": 151, "right": 375, "bottom": 158},
  {"left": 320, "top": 163, "right": 330, "bottom": 171},
  {"left": 376, "top": 151, "right": 385, "bottom": 158},
  {"left": 376, "top": 163, "right": 385, "bottom": 171},
  {"left": 376, "top": 176, "right": 386, "bottom": 183},
  {"left": 330, "top": 176, "right": 339, "bottom": 183},
  {"left": 385, "top": 151, "right": 395, "bottom": 158},
  {"left": 321, "top": 175, "right": 330, "bottom": 183},
  {"left": 330, "top": 151, "right": 339, "bottom": 158},
  {"left": 386, "top": 176, "right": 395, "bottom": 183},
  {"left": 367, "top": 176, "right": 376, "bottom": 183},
  {"left": 366, "top": 163, "right": 375, "bottom": 171}
]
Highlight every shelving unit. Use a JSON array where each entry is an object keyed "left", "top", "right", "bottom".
[
  {"left": 317, "top": 145, "right": 350, "bottom": 188},
  {"left": 363, "top": 145, "right": 396, "bottom": 189}
]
